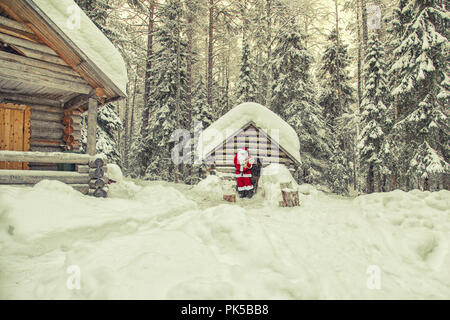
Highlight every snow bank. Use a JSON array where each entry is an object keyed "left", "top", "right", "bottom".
[
  {"left": 0, "top": 180, "right": 197, "bottom": 255},
  {"left": 107, "top": 163, "right": 123, "bottom": 182},
  {"left": 1, "top": 180, "right": 449, "bottom": 299},
  {"left": 197, "top": 102, "right": 301, "bottom": 163},
  {"left": 32, "top": 0, "right": 128, "bottom": 94},
  {"left": 191, "top": 175, "right": 235, "bottom": 201}
]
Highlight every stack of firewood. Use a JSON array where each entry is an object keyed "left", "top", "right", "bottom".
[{"left": 77, "top": 157, "right": 108, "bottom": 197}]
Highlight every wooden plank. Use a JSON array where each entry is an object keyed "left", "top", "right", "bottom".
[
  {"left": 87, "top": 98, "right": 97, "bottom": 155},
  {"left": 0, "top": 32, "right": 57, "bottom": 55},
  {"left": 12, "top": 109, "right": 23, "bottom": 169},
  {"left": 0, "top": 107, "right": 7, "bottom": 169},
  {"left": 30, "top": 110, "right": 64, "bottom": 122},
  {"left": 0, "top": 58, "right": 87, "bottom": 84},
  {"left": 64, "top": 93, "right": 92, "bottom": 110},
  {"left": 23, "top": 106, "right": 30, "bottom": 169},
  {"left": 0, "top": 150, "right": 96, "bottom": 164},
  {"left": 1, "top": 92, "right": 61, "bottom": 107},
  {"left": 0, "top": 15, "right": 34, "bottom": 35},
  {"left": 0, "top": 69, "right": 91, "bottom": 95},
  {"left": 0, "top": 51, "right": 79, "bottom": 77},
  {"left": 0, "top": 170, "right": 90, "bottom": 184},
  {"left": 12, "top": 45, "right": 69, "bottom": 66},
  {"left": 29, "top": 138, "right": 63, "bottom": 147}
]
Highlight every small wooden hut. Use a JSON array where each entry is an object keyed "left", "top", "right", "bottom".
[
  {"left": 0, "top": 0, "right": 127, "bottom": 196},
  {"left": 198, "top": 102, "right": 301, "bottom": 178}
]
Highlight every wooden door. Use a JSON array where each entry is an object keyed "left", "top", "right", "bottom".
[{"left": 0, "top": 103, "right": 31, "bottom": 169}]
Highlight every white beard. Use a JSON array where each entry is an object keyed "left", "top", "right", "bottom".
[{"left": 237, "top": 151, "right": 248, "bottom": 166}]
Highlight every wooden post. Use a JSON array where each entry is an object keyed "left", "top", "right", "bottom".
[{"left": 87, "top": 97, "right": 97, "bottom": 156}]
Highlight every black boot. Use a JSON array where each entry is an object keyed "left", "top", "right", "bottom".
[
  {"left": 239, "top": 191, "right": 246, "bottom": 198},
  {"left": 247, "top": 189, "right": 254, "bottom": 199}
]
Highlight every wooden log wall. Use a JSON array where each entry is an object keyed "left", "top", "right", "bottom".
[
  {"left": 0, "top": 150, "right": 107, "bottom": 197},
  {"left": 207, "top": 125, "right": 296, "bottom": 173}
]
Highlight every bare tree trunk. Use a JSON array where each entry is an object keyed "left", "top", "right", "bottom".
[
  {"left": 186, "top": 1, "right": 194, "bottom": 124},
  {"left": 355, "top": 0, "right": 362, "bottom": 192},
  {"left": 361, "top": 0, "right": 368, "bottom": 49},
  {"left": 207, "top": 0, "right": 214, "bottom": 109},
  {"left": 124, "top": 79, "right": 131, "bottom": 170},
  {"left": 265, "top": 0, "right": 273, "bottom": 108},
  {"left": 174, "top": 9, "right": 181, "bottom": 184},
  {"left": 142, "top": 0, "right": 155, "bottom": 138},
  {"left": 367, "top": 163, "right": 374, "bottom": 193}
]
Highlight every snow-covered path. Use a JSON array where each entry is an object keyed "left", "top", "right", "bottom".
[{"left": 0, "top": 179, "right": 449, "bottom": 299}]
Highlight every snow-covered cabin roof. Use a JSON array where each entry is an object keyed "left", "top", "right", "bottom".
[
  {"left": 17, "top": 0, "right": 128, "bottom": 100},
  {"left": 197, "top": 102, "right": 301, "bottom": 163}
]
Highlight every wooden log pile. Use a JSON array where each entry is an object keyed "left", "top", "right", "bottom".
[
  {"left": 80, "top": 156, "right": 108, "bottom": 198},
  {"left": 63, "top": 109, "right": 82, "bottom": 151},
  {"left": 0, "top": 150, "right": 108, "bottom": 197}
]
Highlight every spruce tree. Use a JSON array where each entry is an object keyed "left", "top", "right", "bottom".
[
  {"left": 358, "top": 33, "right": 390, "bottom": 193},
  {"left": 271, "top": 22, "right": 332, "bottom": 185},
  {"left": 319, "top": 28, "right": 355, "bottom": 194},
  {"left": 143, "top": 0, "right": 188, "bottom": 181},
  {"left": 236, "top": 38, "right": 257, "bottom": 104},
  {"left": 389, "top": 0, "right": 449, "bottom": 190}
]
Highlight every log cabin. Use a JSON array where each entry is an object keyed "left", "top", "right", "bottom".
[
  {"left": 0, "top": 0, "right": 127, "bottom": 196},
  {"left": 197, "top": 102, "right": 302, "bottom": 184}
]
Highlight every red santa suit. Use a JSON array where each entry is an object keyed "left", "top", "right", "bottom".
[{"left": 234, "top": 147, "right": 254, "bottom": 192}]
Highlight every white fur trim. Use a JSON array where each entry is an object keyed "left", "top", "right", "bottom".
[{"left": 237, "top": 185, "right": 254, "bottom": 191}]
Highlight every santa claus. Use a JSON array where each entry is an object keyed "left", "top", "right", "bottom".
[{"left": 234, "top": 147, "right": 255, "bottom": 198}]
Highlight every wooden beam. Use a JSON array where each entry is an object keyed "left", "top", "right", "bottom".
[
  {"left": 0, "top": 32, "right": 56, "bottom": 55},
  {"left": 0, "top": 15, "right": 33, "bottom": 34},
  {"left": 0, "top": 150, "right": 96, "bottom": 164},
  {"left": 0, "top": 51, "right": 79, "bottom": 77},
  {"left": 63, "top": 93, "right": 91, "bottom": 110},
  {"left": 0, "top": 16, "right": 41, "bottom": 42},
  {"left": 0, "top": 91, "right": 61, "bottom": 107},
  {"left": 0, "top": 58, "right": 88, "bottom": 84},
  {"left": 0, "top": 170, "right": 90, "bottom": 184},
  {"left": 13, "top": 45, "right": 69, "bottom": 66},
  {"left": 87, "top": 98, "right": 98, "bottom": 155},
  {"left": 0, "top": 65, "right": 92, "bottom": 94}
]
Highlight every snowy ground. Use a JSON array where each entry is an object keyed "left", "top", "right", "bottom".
[{"left": 0, "top": 170, "right": 449, "bottom": 299}]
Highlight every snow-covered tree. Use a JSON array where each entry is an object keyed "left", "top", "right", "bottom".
[
  {"left": 236, "top": 37, "right": 257, "bottom": 104},
  {"left": 271, "top": 21, "right": 332, "bottom": 185},
  {"left": 192, "top": 77, "right": 215, "bottom": 128},
  {"left": 81, "top": 103, "right": 123, "bottom": 165},
  {"left": 319, "top": 28, "right": 355, "bottom": 194},
  {"left": 143, "top": 0, "right": 188, "bottom": 181},
  {"left": 358, "top": 33, "right": 390, "bottom": 193},
  {"left": 389, "top": 0, "right": 449, "bottom": 190},
  {"left": 319, "top": 28, "right": 355, "bottom": 130}
]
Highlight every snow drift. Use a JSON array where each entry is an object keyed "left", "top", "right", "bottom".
[{"left": 0, "top": 178, "right": 449, "bottom": 299}]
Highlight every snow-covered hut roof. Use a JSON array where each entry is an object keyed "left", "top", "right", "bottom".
[
  {"left": 197, "top": 102, "right": 301, "bottom": 163},
  {"left": 25, "top": 0, "right": 128, "bottom": 98}
]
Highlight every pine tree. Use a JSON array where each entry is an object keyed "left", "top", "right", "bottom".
[
  {"left": 236, "top": 38, "right": 257, "bottom": 104},
  {"left": 143, "top": 0, "right": 188, "bottom": 181},
  {"left": 192, "top": 77, "right": 215, "bottom": 128},
  {"left": 271, "top": 21, "right": 332, "bottom": 185},
  {"left": 319, "top": 28, "right": 355, "bottom": 194},
  {"left": 389, "top": 0, "right": 449, "bottom": 190},
  {"left": 319, "top": 28, "right": 355, "bottom": 130},
  {"left": 358, "top": 33, "right": 390, "bottom": 193}
]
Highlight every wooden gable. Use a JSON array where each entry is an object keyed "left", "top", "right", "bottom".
[
  {"left": 0, "top": 0, "right": 124, "bottom": 109},
  {"left": 205, "top": 122, "right": 299, "bottom": 172}
]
